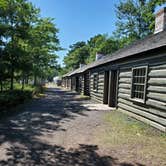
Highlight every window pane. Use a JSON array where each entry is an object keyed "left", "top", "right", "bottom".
[
  {"left": 93, "top": 74, "right": 98, "bottom": 91},
  {"left": 132, "top": 67, "right": 147, "bottom": 100}
]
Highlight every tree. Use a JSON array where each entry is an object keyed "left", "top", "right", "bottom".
[
  {"left": 0, "top": 0, "right": 39, "bottom": 90},
  {"left": 86, "top": 34, "right": 106, "bottom": 63},
  {"left": 114, "top": 0, "right": 166, "bottom": 47},
  {"left": 87, "top": 34, "right": 119, "bottom": 63},
  {"left": 98, "top": 38, "right": 119, "bottom": 55},
  {"left": 28, "top": 18, "right": 60, "bottom": 85},
  {"left": 0, "top": 0, "right": 60, "bottom": 90},
  {"left": 64, "top": 42, "right": 90, "bottom": 70},
  {"left": 63, "top": 34, "right": 119, "bottom": 73}
]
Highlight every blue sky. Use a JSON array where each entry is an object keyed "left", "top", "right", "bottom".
[
  {"left": 29, "top": 0, "right": 119, "bottom": 66},
  {"left": 28, "top": 0, "right": 166, "bottom": 66}
]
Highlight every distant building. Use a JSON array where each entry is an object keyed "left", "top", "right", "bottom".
[{"left": 53, "top": 76, "right": 62, "bottom": 86}]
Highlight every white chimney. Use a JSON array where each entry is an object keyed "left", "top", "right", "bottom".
[
  {"left": 80, "top": 64, "right": 85, "bottom": 68},
  {"left": 96, "top": 53, "right": 105, "bottom": 61},
  {"left": 154, "top": 7, "right": 166, "bottom": 34}
]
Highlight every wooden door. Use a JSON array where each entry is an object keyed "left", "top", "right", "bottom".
[
  {"left": 84, "top": 72, "right": 90, "bottom": 96},
  {"left": 76, "top": 76, "right": 79, "bottom": 92},
  {"left": 103, "top": 71, "right": 109, "bottom": 104},
  {"left": 108, "top": 70, "right": 118, "bottom": 107}
]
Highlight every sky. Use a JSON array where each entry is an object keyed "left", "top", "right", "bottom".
[
  {"left": 28, "top": 0, "right": 166, "bottom": 66},
  {"left": 29, "top": 0, "right": 119, "bottom": 66}
]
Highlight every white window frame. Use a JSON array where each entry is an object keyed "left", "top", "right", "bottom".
[
  {"left": 131, "top": 66, "right": 148, "bottom": 103},
  {"left": 93, "top": 73, "right": 98, "bottom": 91}
]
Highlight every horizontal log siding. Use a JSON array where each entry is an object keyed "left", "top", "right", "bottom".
[
  {"left": 118, "top": 62, "right": 166, "bottom": 132},
  {"left": 90, "top": 71, "right": 105, "bottom": 103}
]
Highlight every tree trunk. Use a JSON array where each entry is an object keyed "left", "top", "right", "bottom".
[
  {"left": 10, "top": 66, "right": 14, "bottom": 90},
  {"left": 22, "top": 76, "right": 25, "bottom": 90},
  {"left": 0, "top": 79, "right": 2, "bottom": 92},
  {"left": 10, "top": 31, "right": 15, "bottom": 91},
  {"left": 25, "top": 75, "right": 29, "bottom": 85},
  {"left": 34, "top": 74, "right": 37, "bottom": 86}
]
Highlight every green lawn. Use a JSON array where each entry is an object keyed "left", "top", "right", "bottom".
[{"left": 95, "top": 111, "right": 166, "bottom": 165}]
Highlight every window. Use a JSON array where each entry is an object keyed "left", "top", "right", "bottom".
[
  {"left": 131, "top": 66, "right": 148, "bottom": 102},
  {"left": 93, "top": 74, "right": 98, "bottom": 91}
]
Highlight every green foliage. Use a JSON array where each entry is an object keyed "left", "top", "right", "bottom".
[
  {"left": 0, "top": 90, "right": 32, "bottom": 110},
  {"left": 0, "top": 83, "right": 44, "bottom": 113},
  {"left": 86, "top": 34, "right": 106, "bottom": 63},
  {"left": 63, "top": 34, "right": 119, "bottom": 72},
  {"left": 64, "top": 41, "right": 90, "bottom": 70},
  {"left": 28, "top": 17, "right": 60, "bottom": 85},
  {"left": 14, "top": 83, "right": 35, "bottom": 91},
  {"left": 87, "top": 34, "right": 119, "bottom": 63},
  {"left": 60, "top": 1, "right": 166, "bottom": 75},
  {"left": 0, "top": 0, "right": 60, "bottom": 90},
  {"left": 58, "top": 66, "right": 69, "bottom": 76},
  {"left": 114, "top": 0, "right": 166, "bottom": 47}
]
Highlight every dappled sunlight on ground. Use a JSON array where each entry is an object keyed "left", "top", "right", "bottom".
[{"left": 0, "top": 88, "right": 148, "bottom": 165}]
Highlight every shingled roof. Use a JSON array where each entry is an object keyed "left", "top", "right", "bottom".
[{"left": 64, "top": 30, "right": 166, "bottom": 77}]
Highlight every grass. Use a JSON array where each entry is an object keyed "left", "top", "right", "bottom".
[
  {"left": 95, "top": 110, "right": 166, "bottom": 165},
  {"left": 14, "top": 83, "right": 35, "bottom": 91},
  {"left": 0, "top": 83, "right": 45, "bottom": 113},
  {"left": 79, "top": 94, "right": 91, "bottom": 100}
]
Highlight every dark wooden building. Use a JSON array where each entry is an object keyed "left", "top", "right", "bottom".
[{"left": 62, "top": 8, "right": 166, "bottom": 132}]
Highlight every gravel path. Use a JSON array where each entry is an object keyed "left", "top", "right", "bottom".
[
  {"left": 0, "top": 87, "right": 141, "bottom": 166},
  {"left": 0, "top": 88, "right": 111, "bottom": 165}
]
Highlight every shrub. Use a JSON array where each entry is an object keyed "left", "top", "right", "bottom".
[{"left": 0, "top": 85, "right": 44, "bottom": 114}]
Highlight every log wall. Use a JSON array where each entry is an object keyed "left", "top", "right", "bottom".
[
  {"left": 117, "top": 54, "right": 166, "bottom": 132},
  {"left": 83, "top": 71, "right": 90, "bottom": 96},
  {"left": 90, "top": 70, "right": 105, "bottom": 103},
  {"left": 64, "top": 49, "right": 166, "bottom": 132}
]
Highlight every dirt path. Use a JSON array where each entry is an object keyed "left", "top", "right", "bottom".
[{"left": 0, "top": 88, "right": 144, "bottom": 166}]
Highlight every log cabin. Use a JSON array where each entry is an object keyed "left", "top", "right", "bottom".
[{"left": 62, "top": 7, "right": 166, "bottom": 132}]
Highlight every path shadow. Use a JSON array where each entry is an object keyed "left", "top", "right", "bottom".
[
  {"left": 0, "top": 88, "right": 91, "bottom": 145},
  {"left": 0, "top": 142, "right": 138, "bottom": 166},
  {"left": 0, "top": 88, "right": 143, "bottom": 165}
]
